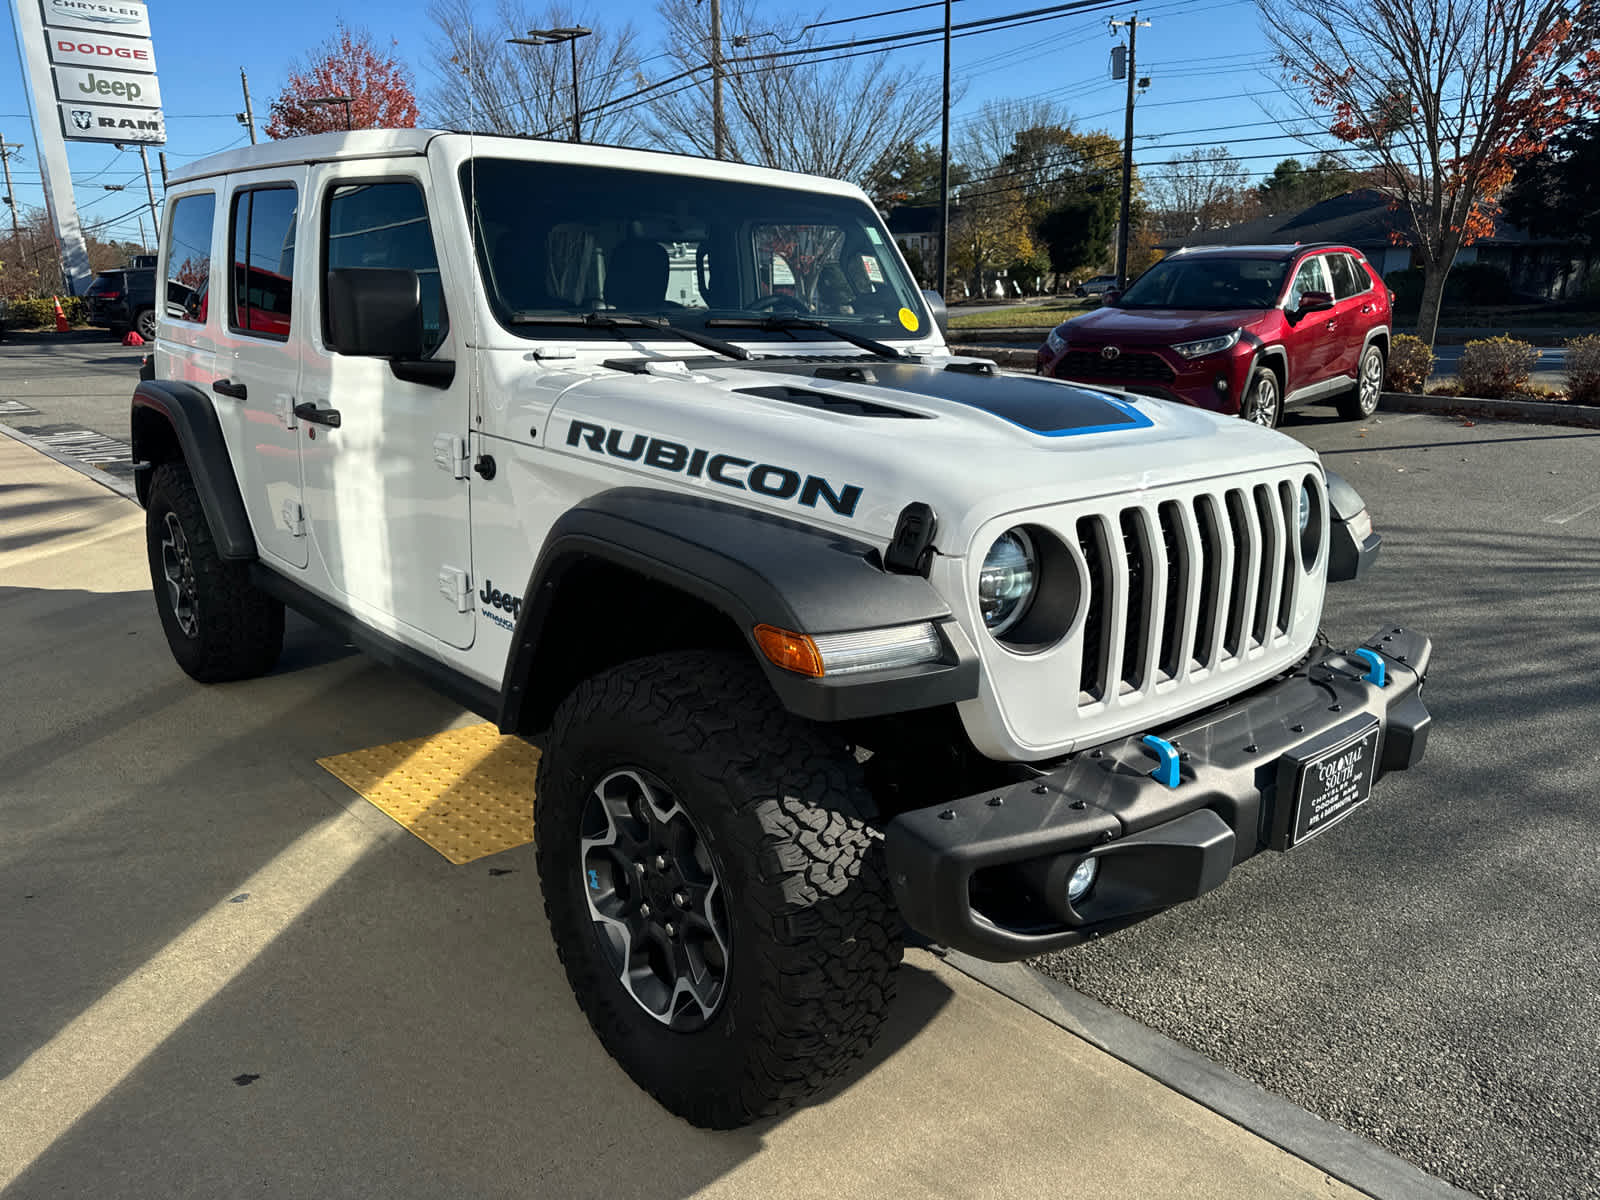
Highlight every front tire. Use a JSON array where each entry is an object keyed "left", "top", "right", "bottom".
[
  {"left": 1337, "top": 344, "right": 1385, "bottom": 420},
  {"left": 535, "top": 651, "right": 903, "bottom": 1128},
  {"left": 1241, "top": 364, "right": 1282, "bottom": 428},
  {"left": 144, "top": 462, "right": 283, "bottom": 682},
  {"left": 134, "top": 307, "right": 157, "bottom": 342}
]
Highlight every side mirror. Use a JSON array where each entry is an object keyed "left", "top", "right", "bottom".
[
  {"left": 327, "top": 268, "right": 425, "bottom": 358},
  {"left": 1296, "top": 290, "right": 1334, "bottom": 315},
  {"left": 920, "top": 288, "right": 948, "bottom": 339}
]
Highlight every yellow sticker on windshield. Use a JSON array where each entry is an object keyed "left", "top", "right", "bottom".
[{"left": 898, "top": 306, "right": 920, "bottom": 332}]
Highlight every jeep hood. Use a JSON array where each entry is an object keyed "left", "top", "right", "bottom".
[
  {"left": 1063, "top": 307, "right": 1268, "bottom": 343},
  {"left": 543, "top": 356, "right": 1318, "bottom": 552}
]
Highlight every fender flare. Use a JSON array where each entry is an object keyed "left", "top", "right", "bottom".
[
  {"left": 130, "top": 379, "right": 256, "bottom": 561},
  {"left": 496, "top": 487, "right": 979, "bottom": 730}
]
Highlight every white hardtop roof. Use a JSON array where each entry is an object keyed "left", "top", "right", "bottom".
[{"left": 166, "top": 129, "right": 865, "bottom": 199}]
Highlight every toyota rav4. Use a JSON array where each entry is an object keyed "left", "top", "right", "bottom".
[
  {"left": 1037, "top": 244, "right": 1392, "bottom": 427},
  {"left": 130, "top": 132, "right": 1431, "bottom": 1129}
]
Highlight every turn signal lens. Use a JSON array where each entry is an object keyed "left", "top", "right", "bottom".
[{"left": 753, "top": 625, "right": 824, "bottom": 677}]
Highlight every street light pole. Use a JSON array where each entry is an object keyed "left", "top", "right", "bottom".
[
  {"left": 509, "top": 28, "right": 593, "bottom": 143},
  {"left": 937, "top": 0, "right": 951, "bottom": 299}
]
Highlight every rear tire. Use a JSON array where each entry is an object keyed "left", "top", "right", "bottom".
[
  {"left": 144, "top": 462, "right": 283, "bottom": 682},
  {"left": 535, "top": 650, "right": 903, "bottom": 1128},
  {"left": 134, "top": 307, "right": 157, "bottom": 342},
  {"left": 1337, "top": 344, "right": 1385, "bottom": 420}
]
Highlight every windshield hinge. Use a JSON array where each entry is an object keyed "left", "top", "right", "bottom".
[
  {"left": 529, "top": 344, "right": 577, "bottom": 361},
  {"left": 438, "top": 565, "right": 472, "bottom": 613},
  {"left": 433, "top": 434, "right": 469, "bottom": 480}
]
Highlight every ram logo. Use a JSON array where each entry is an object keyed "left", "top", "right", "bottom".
[{"left": 69, "top": 109, "right": 95, "bottom": 131}]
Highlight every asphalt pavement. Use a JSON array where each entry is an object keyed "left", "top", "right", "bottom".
[{"left": 1037, "top": 406, "right": 1600, "bottom": 1200}]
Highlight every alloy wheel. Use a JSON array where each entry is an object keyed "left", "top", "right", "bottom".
[
  {"left": 137, "top": 309, "right": 158, "bottom": 341},
  {"left": 579, "top": 768, "right": 730, "bottom": 1030},
  {"left": 1359, "top": 349, "right": 1383, "bottom": 415},
  {"left": 160, "top": 511, "right": 199, "bottom": 638},
  {"left": 1245, "top": 373, "right": 1279, "bottom": 427}
]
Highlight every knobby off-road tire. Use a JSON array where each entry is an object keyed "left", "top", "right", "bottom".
[
  {"left": 1337, "top": 343, "right": 1385, "bottom": 421},
  {"left": 144, "top": 462, "right": 284, "bottom": 682},
  {"left": 535, "top": 651, "right": 903, "bottom": 1129}
]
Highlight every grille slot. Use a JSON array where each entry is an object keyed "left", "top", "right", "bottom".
[
  {"left": 1276, "top": 480, "right": 1299, "bottom": 634},
  {"left": 1118, "top": 510, "right": 1152, "bottom": 693},
  {"left": 1191, "top": 495, "right": 1224, "bottom": 667},
  {"left": 1251, "top": 484, "right": 1281, "bottom": 645},
  {"left": 1223, "top": 490, "right": 1254, "bottom": 657},
  {"left": 1077, "top": 517, "right": 1111, "bottom": 701}
]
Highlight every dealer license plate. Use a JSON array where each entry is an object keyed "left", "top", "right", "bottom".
[{"left": 1289, "top": 720, "right": 1380, "bottom": 847}]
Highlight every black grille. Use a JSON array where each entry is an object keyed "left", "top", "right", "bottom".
[
  {"left": 1056, "top": 350, "right": 1176, "bottom": 383},
  {"left": 1077, "top": 517, "right": 1109, "bottom": 700}
]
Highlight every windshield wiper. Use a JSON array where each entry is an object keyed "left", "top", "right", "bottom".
[
  {"left": 705, "top": 315, "right": 906, "bottom": 360},
  {"left": 507, "top": 311, "right": 753, "bottom": 362}
]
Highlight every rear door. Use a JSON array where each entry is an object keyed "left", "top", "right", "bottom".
[
  {"left": 1326, "top": 252, "right": 1374, "bottom": 375},
  {"left": 214, "top": 170, "right": 308, "bottom": 570},
  {"left": 296, "top": 165, "right": 474, "bottom": 649}
]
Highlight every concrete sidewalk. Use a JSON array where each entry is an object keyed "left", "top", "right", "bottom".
[{"left": 0, "top": 431, "right": 1364, "bottom": 1200}]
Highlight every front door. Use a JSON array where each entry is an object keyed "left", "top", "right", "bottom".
[
  {"left": 296, "top": 167, "right": 474, "bottom": 649},
  {"left": 214, "top": 171, "right": 308, "bottom": 570},
  {"left": 1281, "top": 254, "right": 1337, "bottom": 395}
]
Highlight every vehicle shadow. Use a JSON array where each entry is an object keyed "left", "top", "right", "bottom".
[{"left": 0, "top": 584, "right": 953, "bottom": 1199}]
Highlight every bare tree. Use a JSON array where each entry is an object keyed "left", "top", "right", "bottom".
[
  {"left": 644, "top": 0, "right": 946, "bottom": 184},
  {"left": 956, "top": 97, "right": 1078, "bottom": 177},
  {"left": 1148, "top": 146, "right": 1255, "bottom": 241},
  {"left": 425, "top": 0, "right": 646, "bottom": 145},
  {"left": 1259, "top": 0, "right": 1600, "bottom": 344}
]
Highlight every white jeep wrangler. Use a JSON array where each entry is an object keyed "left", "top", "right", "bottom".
[{"left": 132, "top": 131, "right": 1431, "bottom": 1128}]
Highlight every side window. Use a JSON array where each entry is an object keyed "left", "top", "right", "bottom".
[
  {"left": 325, "top": 180, "right": 448, "bottom": 355},
  {"left": 164, "top": 192, "right": 215, "bottom": 324},
  {"left": 1327, "top": 253, "right": 1367, "bottom": 300},
  {"left": 1286, "top": 256, "right": 1331, "bottom": 309},
  {"left": 229, "top": 185, "right": 298, "bottom": 339}
]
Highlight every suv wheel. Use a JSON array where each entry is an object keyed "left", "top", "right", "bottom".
[
  {"left": 144, "top": 462, "right": 284, "bottom": 682},
  {"left": 535, "top": 650, "right": 903, "bottom": 1129},
  {"left": 135, "top": 308, "right": 157, "bottom": 342},
  {"left": 1241, "top": 364, "right": 1282, "bottom": 428},
  {"left": 1338, "top": 344, "right": 1385, "bottom": 420}
]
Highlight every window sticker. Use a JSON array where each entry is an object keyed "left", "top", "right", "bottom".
[{"left": 861, "top": 255, "right": 884, "bottom": 283}]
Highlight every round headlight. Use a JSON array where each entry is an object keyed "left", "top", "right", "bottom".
[
  {"left": 1298, "top": 483, "right": 1311, "bottom": 535},
  {"left": 979, "top": 529, "right": 1038, "bottom": 636}
]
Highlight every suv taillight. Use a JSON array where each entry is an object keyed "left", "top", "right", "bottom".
[{"left": 97, "top": 290, "right": 122, "bottom": 300}]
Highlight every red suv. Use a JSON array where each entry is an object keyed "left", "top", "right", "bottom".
[{"left": 1035, "top": 244, "right": 1391, "bottom": 427}]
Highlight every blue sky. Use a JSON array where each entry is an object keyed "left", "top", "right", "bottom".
[{"left": 2, "top": 0, "right": 1340, "bottom": 247}]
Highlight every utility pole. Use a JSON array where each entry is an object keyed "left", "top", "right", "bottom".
[
  {"left": 138, "top": 145, "right": 160, "bottom": 244},
  {"left": 0, "top": 135, "right": 22, "bottom": 242},
  {"left": 158, "top": 151, "right": 169, "bottom": 190},
  {"left": 710, "top": 0, "right": 725, "bottom": 159},
  {"left": 936, "top": 0, "right": 951, "bottom": 298},
  {"left": 239, "top": 69, "right": 258, "bottom": 144},
  {"left": 1110, "top": 12, "right": 1149, "bottom": 289}
]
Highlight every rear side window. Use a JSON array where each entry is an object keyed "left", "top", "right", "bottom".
[
  {"left": 323, "top": 180, "right": 448, "bottom": 355},
  {"left": 165, "top": 194, "right": 215, "bottom": 324},
  {"left": 230, "top": 186, "right": 298, "bottom": 339},
  {"left": 1327, "top": 253, "right": 1369, "bottom": 300}
]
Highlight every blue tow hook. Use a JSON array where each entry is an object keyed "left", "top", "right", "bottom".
[
  {"left": 1352, "top": 647, "right": 1387, "bottom": 687},
  {"left": 1142, "top": 734, "right": 1181, "bottom": 789}
]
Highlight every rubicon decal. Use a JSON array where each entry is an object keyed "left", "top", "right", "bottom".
[{"left": 565, "top": 419, "right": 863, "bottom": 518}]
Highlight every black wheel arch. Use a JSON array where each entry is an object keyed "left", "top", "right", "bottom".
[
  {"left": 496, "top": 488, "right": 980, "bottom": 734},
  {"left": 131, "top": 379, "right": 256, "bottom": 561}
]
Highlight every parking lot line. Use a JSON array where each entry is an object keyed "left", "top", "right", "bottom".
[
  {"left": 1541, "top": 491, "right": 1600, "bottom": 524},
  {"left": 317, "top": 723, "right": 539, "bottom": 864}
]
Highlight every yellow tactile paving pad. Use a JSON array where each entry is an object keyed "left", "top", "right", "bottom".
[{"left": 317, "top": 723, "right": 540, "bottom": 864}]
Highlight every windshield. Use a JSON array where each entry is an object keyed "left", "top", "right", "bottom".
[
  {"left": 1118, "top": 256, "right": 1290, "bottom": 310},
  {"left": 460, "top": 158, "right": 929, "bottom": 343}
]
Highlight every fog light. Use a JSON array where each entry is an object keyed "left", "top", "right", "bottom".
[
  {"left": 1214, "top": 376, "right": 1229, "bottom": 394},
  {"left": 1067, "top": 857, "right": 1098, "bottom": 903}
]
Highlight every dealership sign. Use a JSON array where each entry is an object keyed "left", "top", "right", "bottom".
[
  {"left": 48, "top": 31, "right": 157, "bottom": 72},
  {"left": 40, "top": 0, "right": 151, "bottom": 37},
  {"left": 40, "top": 0, "right": 163, "bottom": 144}
]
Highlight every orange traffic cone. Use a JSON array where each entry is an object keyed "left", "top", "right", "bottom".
[{"left": 53, "top": 296, "right": 68, "bottom": 332}]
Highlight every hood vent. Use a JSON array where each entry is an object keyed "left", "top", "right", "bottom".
[{"left": 734, "top": 385, "right": 929, "bottom": 419}]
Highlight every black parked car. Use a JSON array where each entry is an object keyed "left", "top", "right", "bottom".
[{"left": 86, "top": 268, "right": 157, "bottom": 340}]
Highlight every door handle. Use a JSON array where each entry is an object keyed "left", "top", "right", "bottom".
[
  {"left": 212, "top": 378, "right": 248, "bottom": 400},
  {"left": 1360, "top": 304, "right": 1374, "bottom": 314},
  {"left": 293, "top": 401, "right": 342, "bottom": 428}
]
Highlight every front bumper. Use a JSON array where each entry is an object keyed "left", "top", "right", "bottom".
[{"left": 885, "top": 625, "right": 1432, "bottom": 961}]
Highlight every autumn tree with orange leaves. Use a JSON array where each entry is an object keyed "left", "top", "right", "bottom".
[
  {"left": 265, "top": 22, "right": 420, "bottom": 139},
  {"left": 1258, "top": 0, "right": 1599, "bottom": 345}
]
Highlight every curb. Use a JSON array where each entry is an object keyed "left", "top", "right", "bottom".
[
  {"left": 0, "top": 421, "right": 140, "bottom": 502},
  {"left": 941, "top": 951, "right": 1478, "bottom": 1200},
  {"left": 1379, "top": 391, "right": 1600, "bottom": 429}
]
